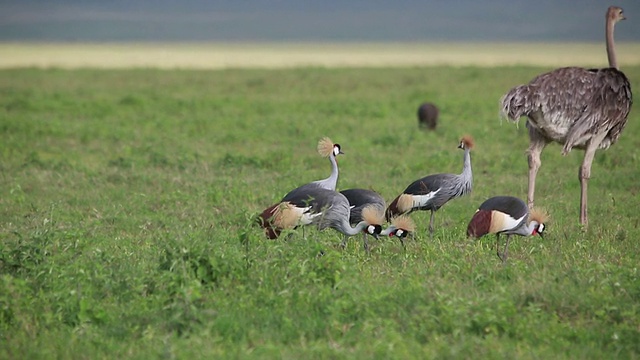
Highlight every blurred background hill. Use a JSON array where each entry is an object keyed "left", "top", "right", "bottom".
[{"left": 1, "top": 0, "right": 639, "bottom": 43}]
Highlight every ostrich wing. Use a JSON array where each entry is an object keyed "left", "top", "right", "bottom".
[
  {"left": 563, "top": 68, "right": 632, "bottom": 153},
  {"left": 501, "top": 67, "right": 632, "bottom": 152}
]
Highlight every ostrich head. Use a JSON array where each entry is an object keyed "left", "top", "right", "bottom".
[{"left": 607, "top": 6, "right": 625, "bottom": 23}]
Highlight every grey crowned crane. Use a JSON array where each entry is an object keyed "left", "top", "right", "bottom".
[
  {"left": 340, "top": 188, "right": 386, "bottom": 250},
  {"left": 380, "top": 215, "right": 416, "bottom": 248},
  {"left": 258, "top": 137, "right": 342, "bottom": 238},
  {"left": 500, "top": 6, "right": 632, "bottom": 226},
  {"left": 259, "top": 183, "right": 385, "bottom": 251},
  {"left": 467, "top": 196, "right": 548, "bottom": 262},
  {"left": 340, "top": 188, "right": 386, "bottom": 225},
  {"left": 386, "top": 136, "right": 474, "bottom": 238}
]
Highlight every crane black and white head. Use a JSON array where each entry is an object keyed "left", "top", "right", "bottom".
[
  {"left": 457, "top": 135, "right": 475, "bottom": 151},
  {"left": 528, "top": 208, "right": 549, "bottom": 238},
  {"left": 381, "top": 215, "right": 416, "bottom": 239},
  {"left": 361, "top": 205, "right": 384, "bottom": 239},
  {"left": 317, "top": 137, "right": 344, "bottom": 158},
  {"left": 607, "top": 6, "right": 625, "bottom": 23}
]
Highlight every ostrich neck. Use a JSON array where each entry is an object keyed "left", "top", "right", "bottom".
[{"left": 606, "top": 19, "right": 618, "bottom": 69}]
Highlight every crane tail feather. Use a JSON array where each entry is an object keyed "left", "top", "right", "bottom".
[
  {"left": 467, "top": 210, "right": 492, "bottom": 238},
  {"left": 258, "top": 203, "right": 282, "bottom": 239}
]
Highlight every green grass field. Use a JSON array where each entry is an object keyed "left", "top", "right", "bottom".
[{"left": 1, "top": 49, "right": 639, "bottom": 358}]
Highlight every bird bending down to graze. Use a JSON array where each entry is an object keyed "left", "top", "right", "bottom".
[
  {"left": 311, "top": 137, "right": 344, "bottom": 191},
  {"left": 386, "top": 135, "right": 474, "bottom": 238},
  {"left": 380, "top": 215, "right": 416, "bottom": 248},
  {"left": 340, "top": 188, "right": 386, "bottom": 224},
  {"left": 259, "top": 184, "right": 384, "bottom": 252},
  {"left": 499, "top": 6, "right": 632, "bottom": 226},
  {"left": 417, "top": 102, "right": 439, "bottom": 130},
  {"left": 257, "top": 137, "right": 342, "bottom": 238},
  {"left": 340, "top": 188, "right": 387, "bottom": 247},
  {"left": 467, "top": 196, "right": 548, "bottom": 263}
]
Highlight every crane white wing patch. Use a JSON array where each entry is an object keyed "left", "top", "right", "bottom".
[
  {"left": 410, "top": 188, "right": 440, "bottom": 208},
  {"left": 489, "top": 211, "right": 525, "bottom": 234},
  {"left": 297, "top": 206, "right": 321, "bottom": 225}
]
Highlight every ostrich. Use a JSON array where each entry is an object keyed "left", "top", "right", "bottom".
[
  {"left": 386, "top": 136, "right": 474, "bottom": 238},
  {"left": 499, "top": 6, "right": 632, "bottom": 225},
  {"left": 467, "top": 196, "right": 548, "bottom": 262},
  {"left": 417, "top": 102, "right": 439, "bottom": 130}
]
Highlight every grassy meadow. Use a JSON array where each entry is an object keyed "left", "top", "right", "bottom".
[{"left": 1, "top": 45, "right": 640, "bottom": 358}]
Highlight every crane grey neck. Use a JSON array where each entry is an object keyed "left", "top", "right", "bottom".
[
  {"left": 514, "top": 220, "right": 537, "bottom": 237},
  {"left": 606, "top": 16, "right": 618, "bottom": 69},
  {"left": 312, "top": 153, "right": 339, "bottom": 190},
  {"left": 341, "top": 220, "right": 370, "bottom": 236},
  {"left": 458, "top": 148, "right": 473, "bottom": 193}
]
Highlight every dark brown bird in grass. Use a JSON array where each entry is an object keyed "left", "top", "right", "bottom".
[
  {"left": 499, "top": 6, "right": 632, "bottom": 226},
  {"left": 417, "top": 102, "right": 439, "bottom": 130},
  {"left": 467, "top": 196, "right": 548, "bottom": 262}
]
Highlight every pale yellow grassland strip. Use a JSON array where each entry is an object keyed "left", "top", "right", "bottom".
[{"left": 1, "top": 42, "right": 640, "bottom": 69}]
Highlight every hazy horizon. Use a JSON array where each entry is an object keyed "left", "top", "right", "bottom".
[{"left": 1, "top": 1, "right": 639, "bottom": 43}]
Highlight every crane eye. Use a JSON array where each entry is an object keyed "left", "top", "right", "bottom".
[
  {"left": 366, "top": 225, "right": 375, "bottom": 234},
  {"left": 396, "top": 229, "right": 404, "bottom": 238},
  {"left": 538, "top": 223, "right": 545, "bottom": 234}
]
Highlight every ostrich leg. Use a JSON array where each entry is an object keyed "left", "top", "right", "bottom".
[
  {"left": 526, "top": 125, "right": 549, "bottom": 209},
  {"left": 578, "top": 131, "right": 608, "bottom": 226}
]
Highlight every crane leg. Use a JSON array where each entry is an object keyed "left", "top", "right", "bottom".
[
  {"left": 502, "top": 235, "right": 512, "bottom": 263},
  {"left": 495, "top": 233, "right": 502, "bottom": 261},
  {"left": 340, "top": 234, "right": 348, "bottom": 249},
  {"left": 428, "top": 210, "right": 435, "bottom": 239},
  {"left": 362, "top": 233, "right": 370, "bottom": 254},
  {"left": 526, "top": 127, "right": 548, "bottom": 210},
  {"left": 578, "top": 132, "right": 607, "bottom": 226}
]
